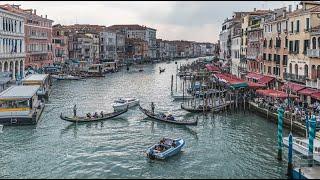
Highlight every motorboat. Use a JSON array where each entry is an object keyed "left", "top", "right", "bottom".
[
  {"left": 283, "top": 136, "right": 320, "bottom": 163},
  {"left": 171, "top": 93, "right": 194, "bottom": 100},
  {"left": 112, "top": 97, "right": 140, "bottom": 111},
  {"left": 51, "top": 74, "right": 82, "bottom": 80},
  {"left": 145, "top": 138, "right": 185, "bottom": 160}
]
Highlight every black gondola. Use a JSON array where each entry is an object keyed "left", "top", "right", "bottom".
[
  {"left": 159, "top": 67, "right": 165, "bottom": 73},
  {"left": 180, "top": 103, "right": 229, "bottom": 113},
  {"left": 60, "top": 108, "right": 128, "bottom": 123},
  {"left": 139, "top": 105, "right": 197, "bottom": 126}
]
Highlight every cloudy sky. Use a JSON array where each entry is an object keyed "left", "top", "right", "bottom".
[{"left": 3, "top": 1, "right": 299, "bottom": 43}]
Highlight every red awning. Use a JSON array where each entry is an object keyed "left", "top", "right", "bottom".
[
  {"left": 297, "top": 88, "right": 319, "bottom": 96},
  {"left": 311, "top": 92, "right": 320, "bottom": 100},
  {"left": 256, "top": 89, "right": 298, "bottom": 98},
  {"left": 258, "top": 76, "right": 275, "bottom": 85},
  {"left": 247, "top": 81, "right": 266, "bottom": 89},
  {"left": 281, "top": 82, "right": 306, "bottom": 93},
  {"left": 205, "top": 64, "right": 220, "bottom": 72},
  {"left": 215, "top": 73, "right": 245, "bottom": 85},
  {"left": 245, "top": 72, "right": 264, "bottom": 80}
]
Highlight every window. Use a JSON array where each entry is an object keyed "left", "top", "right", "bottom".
[
  {"left": 291, "top": 21, "right": 294, "bottom": 33},
  {"left": 294, "top": 40, "right": 300, "bottom": 53},
  {"left": 304, "top": 40, "right": 310, "bottom": 54},
  {"left": 268, "top": 54, "right": 272, "bottom": 61},
  {"left": 289, "top": 41, "right": 293, "bottom": 53},
  {"left": 269, "top": 38, "right": 273, "bottom": 48},
  {"left": 283, "top": 55, "right": 288, "bottom": 66},
  {"left": 296, "top": 20, "right": 300, "bottom": 33},
  {"left": 263, "top": 53, "right": 266, "bottom": 60},
  {"left": 285, "top": 37, "right": 288, "bottom": 48},
  {"left": 274, "top": 54, "right": 277, "bottom": 62},
  {"left": 306, "top": 18, "right": 310, "bottom": 31},
  {"left": 312, "top": 37, "right": 316, "bottom": 49}
]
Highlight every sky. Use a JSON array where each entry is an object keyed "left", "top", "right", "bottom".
[{"left": 2, "top": 1, "right": 300, "bottom": 43}]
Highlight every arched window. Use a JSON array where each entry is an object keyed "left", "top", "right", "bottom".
[
  {"left": 289, "top": 63, "right": 292, "bottom": 74},
  {"left": 312, "top": 37, "right": 317, "bottom": 49},
  {"left": 285, "top": 36, "right": 288, "bottom": 48},
  {"left": 263, "top": 39, "right": 267, "bottom": 47},
  {"left": 304, "top": 64, "right": 308, "bottom": 77},
  {"left": 269, "top": 38, "right": 273, "bottom": 48},
  {"left": 295, "top": 64, "right": 298, "bottom": 76}
]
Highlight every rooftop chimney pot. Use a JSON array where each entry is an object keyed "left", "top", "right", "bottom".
[{"left": 34, "top": 9, "right": 36, "bottom": 15}]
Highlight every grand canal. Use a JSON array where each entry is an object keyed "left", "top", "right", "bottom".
[{"left": 0, "top": 58, "right": 293, "bottom": 178}]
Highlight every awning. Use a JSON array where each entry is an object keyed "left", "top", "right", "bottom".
[
  {"left": 214, "top": 73, "right": 248, "bottom": 89},
  {"left": 245, "top": 72, "right": 264, "bottom": 80},
  {"left": 281, "top": 82, "right": 306, "bottom": 93},
  {"left": 256, "top": 89, "right": 298, "bottom": 98},
  {"left": 247, "top": 81, "right": 266, "bottom": 89},
  {"left": 258, "top": 76, "right": 275, "bottom": 85},
  {"left": 311, "top": 92, "right": 320, "bottom": 101},
  {"left": 297, "top": 88, "right": 319, "bottom": 96},
  {"left": 205, "top": 64, "right": 220, "bottom": 72}
]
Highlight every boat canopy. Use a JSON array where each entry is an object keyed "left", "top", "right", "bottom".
[
  {"left": 22, "top": 74, "right": 49, "bottom": 84},
  {"left": 0, "top": 85, "right": 40, "bottom": 100}
]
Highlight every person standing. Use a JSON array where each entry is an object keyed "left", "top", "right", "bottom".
[
  {"left": 151, "top": 102, "right": 155, "bottom": 115},
  {"left": 73, "top": 104, "right": 77, "bottom": 117}
]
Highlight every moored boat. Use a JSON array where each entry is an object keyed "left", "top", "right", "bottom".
[
  {"left": 181, "top": 101, "right": 231, "bottom": 113},
  {"left": 145, "top": 138, "right": 185, "bottom": 160},
  {"left": 283, "top": 136, "right": 320, "bottom": 163},
  {"left": 60, "top": 108, "right": 128, "bottom": 123},
  {"left": 139, "top": 105, "right": 197, "bottom": 125},
  {"left": 112, "top": 97, "right": 140, "bottom": 111},
  {"left": 52, "top": 74, "right": 82, "bottom": 80},
  {"left": 171, "top": 93, "right": 194, "bottom": 100}
]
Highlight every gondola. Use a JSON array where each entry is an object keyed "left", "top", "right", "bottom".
[
  {"left": 139, "top": 105, "right": 197, "bottom": 125},
  {"left": 180, "top": 102, "right": 229, "bottom": 113},
  {"left": 60, "top": 108, "right": 128, "bottom": 123},
  {"left": 159, "top": 68, "right": 165, "bottom": 73}
]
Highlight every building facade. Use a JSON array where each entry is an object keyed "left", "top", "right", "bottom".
[
  {"left": 52, "top": 24, "right": 68, "bottom": 64},
  {"left": 0, "top": 7, "right": 25, "bottom": 80}
]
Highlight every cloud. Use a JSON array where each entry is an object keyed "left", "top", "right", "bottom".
[{"left": 1, "top": 1, "right": 299, "bottom": 43}]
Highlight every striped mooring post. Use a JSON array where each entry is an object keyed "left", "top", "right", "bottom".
[
  {"left": 287, "top": 132, "right": 293, "bottom": 178},
  {"left": 277, "top": 106, "right": 284, "bottom": 161},
  {"left": 308, "top": 115, "right": 317, "bottom": 167}
]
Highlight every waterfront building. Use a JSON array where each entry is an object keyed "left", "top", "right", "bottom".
[
  {"left": 219, "top": 18, "right": 232, "bottom": 62},
  {"left": 52, "top": 24, "right": 68, "bottom": 64},
  {"left": 262, "top": 7, "right": 289, "bottom": 82},
  {"left": 125, "top": 38, "right": 148, "bottom": 61},
  {"left": 68, "top": 33, "right": 99, "bottom": 63},
  {"left": 156, "top": 39, "right": 166, "bottom": 60},
  {"left": 0, "top": 4, "right": 54, "bottom": 69},
  {"left": 22, "top": 74, "right": 51, "bottom": 100},
  {"left": 99, "top": 30, "right": 125, "bottom": 64},
  {"left": 246, "top": 10, "right": 271, "bottom": 74},
  {"left": 0, "top": 85, "right": 44, "bottom": 125},
  {"left": 0, "top": 5, "right": 25, "bottom": 80},
  {"left": 106, "top": 25, "right": 157, "bottom": 60},
  {"left": 286, "top": 1, "right": 320, "bottom": 85}
]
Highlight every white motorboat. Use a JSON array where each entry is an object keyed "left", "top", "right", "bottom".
[
  {"left": 0, "top": 124, "right": 3, "bottom": 132},
  {"left": 112, "top": 97, "right": 140, "bottom": 111},
  {"left": 51, "top": 74, "right": 81, "bottom": 80},
  {"left": 283, "top": 136, "right": 320, "bottom": 163}
]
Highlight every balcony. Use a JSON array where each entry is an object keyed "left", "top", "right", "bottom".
[
  {"left": 0, "top": 53, "right": 26, "bottom": 59},
  {"left": 283, "top": 72, "right": 307, "bottom": 84},
  {"left": 29, "top": 51, "right": 49, "bottom": 55},
  {"left": 306, "top": 79, "right": 320, "bottom": 89},
  {"left": 29, "top": 36, "right": 48, "bottom": 40},
  {"left": 307, "top": 49, "right": 320, "bottom": 58}
]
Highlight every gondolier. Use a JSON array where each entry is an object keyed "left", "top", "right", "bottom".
[
  {"left": 73, "top": 104, "right": 77, "bottom": 117},
  {"left": 151, "top": 102, "right": 155, "bottom": 114}
]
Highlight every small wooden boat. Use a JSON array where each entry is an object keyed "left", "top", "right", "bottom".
[
  {"left": 159, "top": 67, "right": 165, "bottom": 73},
  {"left": 139, "top": 105, "right": 197, "bottom": 125},
  {"left": 60, "top": 108, "right": 128, "bottom": 123},
  {"left": 181, "top": 102, "right": 230, "bottom": 113},
  {"left": 112, "top": 97, "right": 140, "bottom": 111},
  {"left": 146, "top": 138, "right": 185, "bottom": 160}
]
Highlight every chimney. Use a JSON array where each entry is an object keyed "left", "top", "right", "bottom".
[
  {"left": 45, "top": 15, "right": 47, "bottom": 19},
  {"left": 34, "top": 9, "right": 36, "bottom": 15},
  {"left": 40, "top": 15, "right": 42, "bottom": 18},
  {"left": 289, "top": 5, "right": 292, "bottom": 13},
  {"left": 296, "top": 4, "right": 298, "bottom": 10},
  {"left": 254, "top": 8, "right": 256, "bottom": 12},
  {"left": 283, "top": 9, "right": 286, "bottom": 18}
]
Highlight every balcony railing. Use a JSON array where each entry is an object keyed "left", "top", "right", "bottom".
[
  {"left": 29, "top": 36, "right": 48, "bottom": 40},
  {"left": 307, "top": 49, "right": 320, "bottom": 58},
  {"left": 0, "top": 53, "right": 26, "bottom": 59},
  {"left": 283, "top": 72, "right": 307, "bottom": 84}
]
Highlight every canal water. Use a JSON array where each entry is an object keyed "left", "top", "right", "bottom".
[{"left": 0, "top": 58, "right": 293, "bottom": 178}]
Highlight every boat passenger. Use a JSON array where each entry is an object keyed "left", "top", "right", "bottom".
[
  {"left": 151, "top": 102, "right": 155, "bottom": 114},
  {"left": 94, "top": 112, "right": 98, "bottom": 118},
  {"left": 73, "top": 104, "right": 77, "bottom": 117},
  {"left": 100, "top": 111, "right": 104, "bottom": 117}
]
